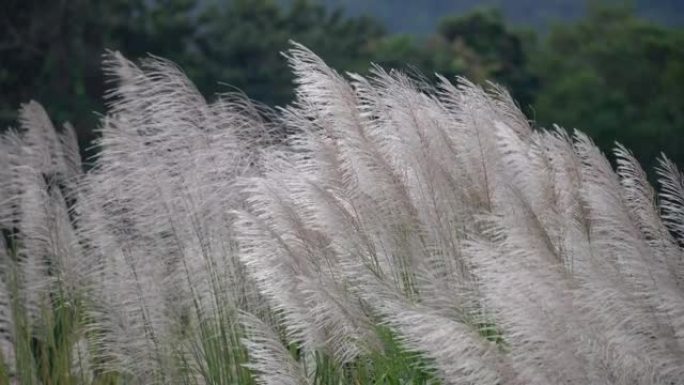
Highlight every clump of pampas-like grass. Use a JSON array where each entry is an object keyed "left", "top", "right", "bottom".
[{"left": 1, "top": 43, "right": 683, "bottom": 385}]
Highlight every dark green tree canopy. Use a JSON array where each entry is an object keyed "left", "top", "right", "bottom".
[
  {"left": 533, "top": 5, "right": 684, "bottom": 170},
  {"left": 2, "top": 0, "right": 683, "bottom": 170}
]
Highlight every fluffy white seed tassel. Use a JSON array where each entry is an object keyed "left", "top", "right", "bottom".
[
  {"left": 240, "top": 312, "right": 310, "bottom": 385},
  {"left": 0, "top": 237, "right": 14, "bottom": 377}
]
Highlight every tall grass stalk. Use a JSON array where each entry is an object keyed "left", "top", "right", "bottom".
[{"left": 1, "top": 43, "right": 683, "bottom": 384}]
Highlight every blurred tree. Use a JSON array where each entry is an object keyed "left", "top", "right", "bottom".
[
  {"left": 0, "top": 0, "right": 196, "bottom": 156},
  {"left": 0, "top": 0, "right": 385, "bottom": 154},
  {"left": 430, "top": 9, "right": 539, "bottom": 112},
  {"left": 191, "top": 0, "right": 384, "bottom": 106},
  {"left": 363, "top": 9, "right": 539, "bottom": 116},
  {"left": 312, "top": 0, "right": 684, "bottom": 34},
  {"left": 2, "top": 0, "right": 683, "bottom": 174},
  {"left": 532, "top": 4, "right": 684, "bottom": 170}
]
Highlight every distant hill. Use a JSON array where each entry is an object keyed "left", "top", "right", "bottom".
[{"left": 289, "top": 0, "right": 684, "bottom": 34}]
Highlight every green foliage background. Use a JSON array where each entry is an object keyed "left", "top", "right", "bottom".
[{"left": 1, "top": 0, "right": 683, "bottom": 170}]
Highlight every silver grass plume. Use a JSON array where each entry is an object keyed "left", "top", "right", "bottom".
[
  {"left": 0, "top": 101, "right": 86, "bottom": 383},
  {"left": 237, "top": 43, "right": 684, "bottom": 385},
  {"left": 74, "top": 51, "right": 269, "bottom": 381},
  {"left": 0, "top": 237, "right": 14, "bottom": 376},
  {"left": 2, "top": 42, "right": 684, "bottom": 385},
  {"left": 239, "top": 312, "right": 310, "bottom": 385},
  {"left": 9, "top": 103, "right": 85, "bottom": 319}
]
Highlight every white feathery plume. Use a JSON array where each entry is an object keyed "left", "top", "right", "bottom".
[
  {"left": 615, "top": 145, "right": 684, "bottom": 340},
  {"left": 71, "top": 337, "right": 93, "bottom": 384},
  {"left": 486, "top": 123, "right": 630, "bottom": 383},
  {"left": 572, "top": 131, "right": 684, "bottom": 381},
  {"left": 0, "top": 237, "right": 14, "bottom": 376},
  {"left": 537, "top": 127, "right": 591, "bottom": 272},
  {"left": 342, "top": 253, "right": 510, "bottom": 385},
  {"left": 12, "top": 101, "right": 84, "bottom": 294},
  {"left": 75, "top": 188, "right": 170, "bottom": 381},
  {"left": 655, "top": 154, "right": 684, "bottom": 296},
  {"left": 58, "top": 122, "right": 82, "bottom": 190},
  {"left": 238, "top": 44, "right": 423, "bottom": 363},
  {"left": 0, "top": 130, "right": 25, "bottom": 230},
  {"left": 15, "top": 166, "right": 54, "bottom": 321},
  {"left": 478, "top": 130, "right": 585, "bottom": 383},
  {"left": 43, "top": 185, "right": 85, "bottom": 296},
  {"left": 18, "top": 101, "right": 65, "bottom": 176},
  {"left": 350, "top": 69, "right": 470, "bottom": 283},
  {"left": 657, "top": 154, "right": 684, "bottom": 246},
  {"left": 286, "top": 44, "right": 420, "bottom": 240},
  {"left": 254, "top": 46, "right": 513, "bottom": 382},
  {"left": 240, "top": 312, "right": 310, "bottom": 385},
  {"left": 495, "top": 122, "right": 556, "bottom": 231},
  {"left": 14, "top": 162, "right": 82, "bottom": 322},
  {"left": 5, "top": 42, "right": 684, "bottom": 385},
  {"left": 374, "top": 302, "right": 507, "bottom": 385},
  {"left": 433, "top": 77, "right": 502, "bottom": 211},
  {"left": 1, "top": 102, "right": 87, "bottom": 378},
  {"left": 77, "top": 50, "right": 268, "bottom": 380},
  {"left": 236, "top": 170, "right": 374, "bottom": 363},
  {"left": 465, "top": 212, "right": 595, "bottom": 385}
]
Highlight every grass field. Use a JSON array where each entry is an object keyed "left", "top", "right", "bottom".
[{"left": 1, "top": 44, "right": 683, "bottom": 385}]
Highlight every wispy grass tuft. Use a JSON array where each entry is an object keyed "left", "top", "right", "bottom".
[{"left": 1, "top": 43, "right": 683, "bottom": 384}]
